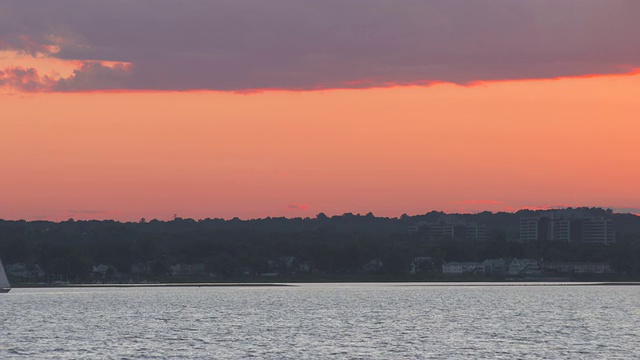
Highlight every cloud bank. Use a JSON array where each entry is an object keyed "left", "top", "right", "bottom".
[{"left": 1, "top": 0, "right": 639, "bottom": 92}]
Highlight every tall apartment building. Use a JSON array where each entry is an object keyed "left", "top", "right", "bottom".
[
  {"left": 410, "top": 217, "right": 488, "bottom": 242},
  {"left": 581, "top": 218, "right": 615, "bottom": 245},
  {"left": 426, "top": 222, "right": 455, "bottom": 240},
  {"left": 465, "top": 224, "right": 488, "bottom": 242},
  {"left": 519, "top": 212, "right": 614, "bottom": 244},
  {"left": 552, "top": 219, "right": 571, "bottom": 242},
  {"left": 519, "top": 217, "right": 539, "bottom": 242}
]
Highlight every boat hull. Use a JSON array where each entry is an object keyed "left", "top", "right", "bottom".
[{"left": 0, "top": 288, "right": 10, "bottom": 293}]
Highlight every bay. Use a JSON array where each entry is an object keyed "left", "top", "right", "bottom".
[{"left": 1, "top": 283, "right": 638, "bottom": 359}]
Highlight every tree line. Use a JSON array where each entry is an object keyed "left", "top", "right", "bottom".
[{"left": 1, "top": 208, "right": 639, "bottom": 282}]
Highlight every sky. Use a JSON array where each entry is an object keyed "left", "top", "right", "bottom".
[{"left": 1, "top": 1, "right": 639, "bottom": 221}]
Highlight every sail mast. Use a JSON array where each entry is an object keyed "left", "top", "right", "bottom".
[{"left": 0, "top": 257, "right": 11, "bottom": 292}]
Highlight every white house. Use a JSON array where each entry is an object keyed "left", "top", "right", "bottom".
[
  {"left": 482, "top": 259, "right": 507, "bottom": 275},
  {"left": 442, "top": 262, "right": 484, "bottom": 274},
  {"left": 507, "top": 259, "right": 541, "bottom": 275},
  {"left": 410, "top": 257, "right": 434, "bottom": 274},
  {"left": 169, "top": 263, "right": 206, "bottom": 276},
  {"left": 362, "top": 259, "right": 384, "bottom": 273},
  {"left": 540, "top": 262, "right": 613, "bottom": 274},
  {"left": 6, "top": 263, "right": 46, "bottom": 279},
  {"left": 91, "top": 264, "right": 118, "bottom": 278}
]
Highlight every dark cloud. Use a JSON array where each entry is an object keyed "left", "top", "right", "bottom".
[
  {"left": 52, "top": 62, "right": 131, "bottom": 91},
  {"left": 1, "top": 0, "right": 639, "bottom": 91},
  {"left": 0, "top": 67, "right": 53, "bottom": 91}
]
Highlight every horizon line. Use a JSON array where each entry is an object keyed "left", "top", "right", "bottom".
[{"left": 2, "top": 206, "right": 637, "bottom": 223}]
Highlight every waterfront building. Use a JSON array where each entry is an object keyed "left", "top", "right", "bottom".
[
  {"left": 169, "top": 263, "right": 206, "bottom": 276},
  {"left": 482, "top": 258, "right": 507, "bottom": 275},
  {"left": 507, "top": 258, "right": 541, "bottom": 275},
  {"left": 540, "top": 262, "right": 613, "bottom": 274},
  {"left": 442, "top": 262, "right": 484, "bottom": 274},
  {"left": 362, "top": 259, "right": 384, "bottom": 273},
  {"left": 409, "top": 257, "right": 435, "bottom": 274}
]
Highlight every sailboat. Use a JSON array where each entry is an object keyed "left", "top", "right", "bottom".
[{"left": 0, "top": 257, "right": 11, "bottom": 293}]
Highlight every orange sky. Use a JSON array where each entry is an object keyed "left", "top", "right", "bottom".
[{"left": 1, "top": 71, "right": 639, "bottom": 221}]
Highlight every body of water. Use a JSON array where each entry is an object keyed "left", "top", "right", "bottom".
[{"left": 0, "top": 283, "right": 638, "bottom": 359}]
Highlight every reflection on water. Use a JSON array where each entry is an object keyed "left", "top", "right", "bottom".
[{"left": 1, "top": 284, "right": 638, "bottom": 359}]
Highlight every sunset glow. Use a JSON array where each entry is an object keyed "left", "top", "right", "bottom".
[
  {"left": 2, "top": 1, "right": 639, "bottom": 221},
  {"left": 2, "top": 71, "right": 639, "bottom": 221}
]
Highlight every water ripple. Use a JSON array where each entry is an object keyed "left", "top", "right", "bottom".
[{"left": 0, "top": 284, "right": 638, "bottom": 359}]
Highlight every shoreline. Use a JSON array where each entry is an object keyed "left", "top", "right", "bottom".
[
  {"left": 11, "top": 282, "right": 294, "bottom": 288},
  {"left": 10, "top": 281, "right": 640, "bottom": 289}
]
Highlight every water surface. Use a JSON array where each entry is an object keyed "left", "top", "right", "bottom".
[{"left": 1, "top": 283, "right": 638, "bottom": 359}]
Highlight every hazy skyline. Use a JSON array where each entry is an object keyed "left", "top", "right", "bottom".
[{"left": 1, "top": 1, "right": 639, "bottom": 221}]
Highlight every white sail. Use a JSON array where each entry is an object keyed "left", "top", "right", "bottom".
[{"left": 0, "top": 257, "right": 11, "bottom": 291}]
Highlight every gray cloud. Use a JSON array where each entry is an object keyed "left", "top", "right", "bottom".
[
  {"left": 52, "top": 62, "right": 131, "bottom": 91},
  {"left": 0, "top": 67, "right": 53, "bottom": 91},
  {"left": 1, "top": 0, "right": 639, "bottom": 91},
  {"left": 287, "top": 204, "right": 310, "bottom": 211}
]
